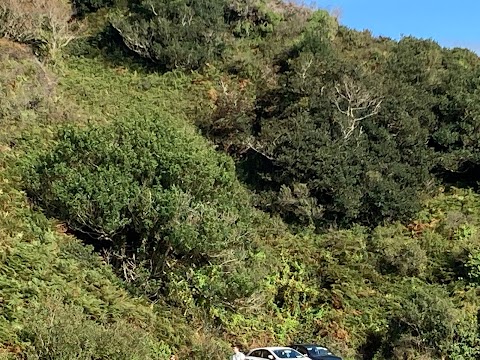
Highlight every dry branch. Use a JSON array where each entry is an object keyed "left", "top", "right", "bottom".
[{"left": 332, "top": 76, "right": 382, "bottom": 140}]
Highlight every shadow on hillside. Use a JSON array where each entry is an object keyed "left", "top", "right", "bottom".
[
  {"left": 66, "top": 25, "right": 166, "bottom": 74},
  {"left": 435, "top": 161, "right": 480, "bottom": 192}
]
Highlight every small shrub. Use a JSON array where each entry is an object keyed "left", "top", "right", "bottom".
[
  {"left": 385, "top": 282, "right": 459, "bottom": 359},
  {"left": 20, "top": 297, "right": 162, "bottom": 360},
  {"left": 372, "top": 225, "right": 428, "bottom": 277},
  {"left": 0, "top": 39, "right": 73, "bottom": 146}
]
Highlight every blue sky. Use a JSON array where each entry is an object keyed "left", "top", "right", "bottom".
[{"left": 308, "top": 0, "right": 480, "bottom": 53}]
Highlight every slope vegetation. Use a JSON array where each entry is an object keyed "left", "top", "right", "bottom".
[{"left": 1, "top": 1, "right": 480, "bottom": 359}]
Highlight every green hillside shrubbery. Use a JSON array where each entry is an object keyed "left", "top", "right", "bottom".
[
  {"left": 22, "top": 115, "right": 268, "bottom": 305},
  {"left": 1, "top": 0, "right": 480, "bottom": 359}
]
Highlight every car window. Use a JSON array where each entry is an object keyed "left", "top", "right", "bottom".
[
  {"left": 272, "top": 348, "right": 304, "bottom": 358},
  {"left": 249, "top": 350, "right": 262, "bottom": 358},
  {"left": 261, "top": 349, "right": 273, "bottom": 359},
  {"left": 292, "top": 346, "right": 306, "bottom": 355},
  {"left": 305, "top": 346, "right": 331, "bottom": 356}
]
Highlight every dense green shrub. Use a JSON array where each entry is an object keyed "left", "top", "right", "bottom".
[
  {"left": 225, "top": 0, "right": 284, "bottom": 38},
  {"left": 0, "top": 149, "right": 175, "bottom": 359},
  {"left": 203, "top": 52, "right": 432, "bottom": 226},
  {"left": 72, "top": 0, "right": 115, "bottom": 16},
  {"left": 22, "top": 116, "right": 265, "bottom": 305},
  {"left": 371, "top": 225, "right": 428, "bottom": 277},
  {"left": 298, "top": 9, "right": 337, "bottom": 55},
  {"left": 383, "top": 282, "right": 469, "bottom": 359},
  {"left": 110, "top": 0, "right": 227, "bottom": 70}
]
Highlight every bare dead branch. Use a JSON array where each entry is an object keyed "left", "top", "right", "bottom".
[
  {"left": 332, "top": 76, "right": 383, "bottom": 140},
  {"left": 0, "top": 0, "right": 78, "bottom": 60}
]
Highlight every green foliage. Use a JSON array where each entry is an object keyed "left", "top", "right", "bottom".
[
  {"left": 226, "top": 0, "right": 283, "bottom": 38},
  {"left": 2, "top": 2, "right": 480, "bottom": 359},
  {"left": 207, "top": 52, "right": 431, "bottom": 226},
  {"left": 382, "top": 281, "right": 479, "bottom": 360},
  {"left": 199, "top": 11, "right": 480, "bottom": 228},
  {"left": 371, "top": 225, "right": 428, "bottom": 277},
  {"left": 20, "top": 297, "right": 162, "bottom": 360},
  {"left": 465, "top": 251, "right": 480, "bottom": 285},
  {"left": 0, "top": 156, "right": 169, "bottom": 359},
  {"left": 73, "top": 0, "right": 116, "bottom": 16},
  {"left": 0, "top": 41, "right": 54, "bottom": 143},
  {"left": 22, "top": 115, "right": 266, "bottom": 305},
  {"left": 299, "top": 9, "right": 337, "bottom": 55},
  {"left": 110, "top": 0, "right": 227, "bottom": 70}
]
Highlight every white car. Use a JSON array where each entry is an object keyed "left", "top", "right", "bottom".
[{"left": 246, "top": 347, "right": 311, "bottom": 360}]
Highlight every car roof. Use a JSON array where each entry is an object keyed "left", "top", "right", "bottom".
[
  {"left": 250, "top": 347, "right": 298, "bottom": 351},
  {"left": 291, "top": 344, "right": 328, "bottom": 348}
]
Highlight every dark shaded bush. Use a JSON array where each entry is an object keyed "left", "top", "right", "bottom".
[
  {"left": 73, "top": 0, "right": 115, "bottom": 16},
  {"left": 199, "top": 16, "right": 480, "bottom": 228},
  {"left": 110, "top": 0, "right": 227, "bottom": 70},
  {"left": 203, "top": 53, "right": 432, "bottom": 226}
]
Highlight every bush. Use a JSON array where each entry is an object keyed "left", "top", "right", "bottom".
[
  {"left": 371, "top": 225, "right": 428, "bottom": 277},
  {"left": 0, "top": 39, "right": 76, "bottom": 148},
  {"left": 233, "top": 63, "right": 430, "bottom": 226},
  {"left": 20, "top": 297, "right": 162, "bottom": 360},
  {"left": 384, "top": 282, "right": 473, "bottom": 359},
  {"left": 110, "top": 0, "right": 227, "bottom": 70},
  {"left": 299, "top": 9, "right": 337, "bottom": 55},
  {"left": 225, "top": 0, "right": 284, "bottom": 38},
  {"left": 22, "top": 116, "right": 264, "bottom": 304},
  {"left": 72, "top": 0, "right": 115, "bottom": 16},
  {"left": 0, "top": 150, "right": 171, "bottom": 359},
  {"left": 202, "top": 26, "right": 473, "bottom": 227}
]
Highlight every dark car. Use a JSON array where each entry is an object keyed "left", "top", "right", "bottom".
[{"left": 289, "top": 344, "right": 342, "bottom": 360}]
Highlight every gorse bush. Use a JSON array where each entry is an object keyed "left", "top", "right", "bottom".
[
  {"left": 110, "top": 0, "right": 227, "bottom": 70},
  {"left": 22, "top": 116, "right": 266, "bottom": 304}
]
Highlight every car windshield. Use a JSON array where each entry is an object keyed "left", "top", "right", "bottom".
[
  {"left": 273, "top": 349, "right": 305, "bottom": 358},
  {"left": 305, "top": 346, "right": 331, "bottom": 356}
]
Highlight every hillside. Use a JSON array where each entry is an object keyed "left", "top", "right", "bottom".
[{"left": 0, "top": 1, "right": 479, "bottom": 359}]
